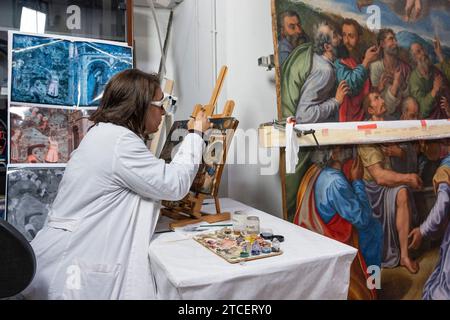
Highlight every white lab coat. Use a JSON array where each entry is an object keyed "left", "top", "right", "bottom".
[{"left": 22, "top": 122, "right": 204, "bottom": 300}]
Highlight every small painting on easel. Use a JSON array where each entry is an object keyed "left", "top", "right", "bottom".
[
  {"left": 159, "top": 66, "right": 237, "bottom": 226},
  {"left": 160, "top": 117, "right": 239, "bottom": 196}
]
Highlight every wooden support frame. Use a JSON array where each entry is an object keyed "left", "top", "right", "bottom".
[
  {"left": 259, "top": 120, "right": 450, "bottom": 148},
  {"left": 271, "top": 0, "right": 288, "bottom": 221}
]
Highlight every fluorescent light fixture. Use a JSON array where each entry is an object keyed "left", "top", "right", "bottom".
[{"left": 20, "top": 7, "right": 46, "bottom": 33}]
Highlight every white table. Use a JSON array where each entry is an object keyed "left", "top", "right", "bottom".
[{"left": 149, "top": 198, "right": 357, "bottom": 300}]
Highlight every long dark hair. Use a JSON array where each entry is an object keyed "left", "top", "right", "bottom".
[{"left": 89, "top": 69, "right": 160, "bottom": 137}]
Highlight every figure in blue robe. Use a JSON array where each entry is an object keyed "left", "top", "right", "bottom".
[
  {"left": 409, "top": 154, "right": 450, "bottom": 300},
  {"left": 315, "top": 167, "right": 383, "bottom": 268},
  {"left": 335, "top": 59, "right": 369, "bottom": 98}
]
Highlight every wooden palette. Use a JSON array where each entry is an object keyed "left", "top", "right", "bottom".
[{"left": 193, "top": 231, "right": 283, "bottom": 264}]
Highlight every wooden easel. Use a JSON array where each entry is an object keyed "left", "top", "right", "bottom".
[
  {"left": 190, "top": 66, "right": 234, "bottom": 119},
  {"left": 161, "top": 66, "right": 237, "bottom": 230}
]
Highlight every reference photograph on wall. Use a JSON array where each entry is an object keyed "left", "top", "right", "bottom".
[{"left": 9, "top": 32, "right": 132, "bottom": 108}]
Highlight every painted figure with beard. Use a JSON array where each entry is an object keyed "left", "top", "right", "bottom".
[
  {"left": 278, "top": 11, "right": 309, "bottom": 65},
  {"left": 370, "top": 29, "right": 411, "bottom": 119},
  {"left": 391, "top": 97, "right": 443, "bottom": 177},
  {"left": 295, "top": 22, "right": 350, "bottom": 123},
  {"left": 409, "top": 41, "right": 450, "bottom": 119},
  {"left": 335, "top": 18, "right": 379, "bottom": 122},
  {"left": 391, "top": 97, "right": 420, "bottom": 174},
  {"left": 400, "top": 97, "right": 420, "bottom": 121},
  {"left": 409, "top": 142, "right": 450, "bottom": 300},
  {"left": 280, "top": 22, "right": 348, "bottom": 222},
  {"left": 358, "top": 91, "right": 423, "bottom": 274},
  {"left": 294, "top": 147, "right": 382, "bottom": 299}
]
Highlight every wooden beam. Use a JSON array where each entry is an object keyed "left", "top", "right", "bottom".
[
  {"left": 126, "top": 0, "right": 134, "bottom": 47},
  {"left": 158, "top": 10, "right": 174, "bottom": 78},
  {"left": 271, "top": 0, "right": 282, "bottom": 122},
  {"left": 271, "top": 0, "right": 288, "bottom": 221},
  {"left": 259, "top": 121, "right": 450, "bottom": 148},
  {"left": 209, "top": 66, "right": 228, "bottom": 109}
]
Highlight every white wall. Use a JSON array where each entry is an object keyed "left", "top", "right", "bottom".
[
  {"left": 217, "top": 0, "right": 282, "bottom": 218},
  {"left": 133, "top": 5, "right": 170, "bottom": 73},
  {"left": 134, "top": 0, "right": 283, "bottom": 218},
  {"left": 135, "top": 0, "right": 219, "bottom": 119}
]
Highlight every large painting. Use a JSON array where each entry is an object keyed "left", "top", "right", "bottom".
[
  {"left": 272, "top": 0, "right": 450, "bottom": 300},
  {"left": 6, "top": 167, "right": 65, "bottom": 241},
  {"left": 275, "top": 0, "right": 450, "bottom": 123},
  {"left": 9, "top": 32, "right": 132, "bottom": 107}
]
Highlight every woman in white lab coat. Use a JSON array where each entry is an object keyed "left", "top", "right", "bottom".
[{"left": 22, "top": 69, "right": 209, "bottom": 299}]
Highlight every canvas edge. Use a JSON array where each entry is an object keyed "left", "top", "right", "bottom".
[{"left": 271, "top": 0, "right": 289, "bottom": 221}]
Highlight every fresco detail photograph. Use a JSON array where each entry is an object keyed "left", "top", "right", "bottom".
[
  {"left": 10, "top": 33, "right": 133, "bottom": 107},
  {"left": 6, "top": 167, "right": 65, "bottom": 241},
  {"left": 9, "top": 106, "right": 94, "bottom": 164}
]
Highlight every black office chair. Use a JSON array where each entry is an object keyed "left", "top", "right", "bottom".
[{"left": 0, "top": 219, "right": 36, "bottom": 299}]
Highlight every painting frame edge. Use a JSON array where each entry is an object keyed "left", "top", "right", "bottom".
[{"left": 271, "top": 0, "right": 289, "bottom": 221}]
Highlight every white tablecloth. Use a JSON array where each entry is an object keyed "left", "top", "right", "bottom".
[{"left": 149, "top": 198, "right": 357, "bottom": 300}]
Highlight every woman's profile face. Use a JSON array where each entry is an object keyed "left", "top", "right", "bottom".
[{"left": 145, "top": 86, "right": 166, "bottom": 134}]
